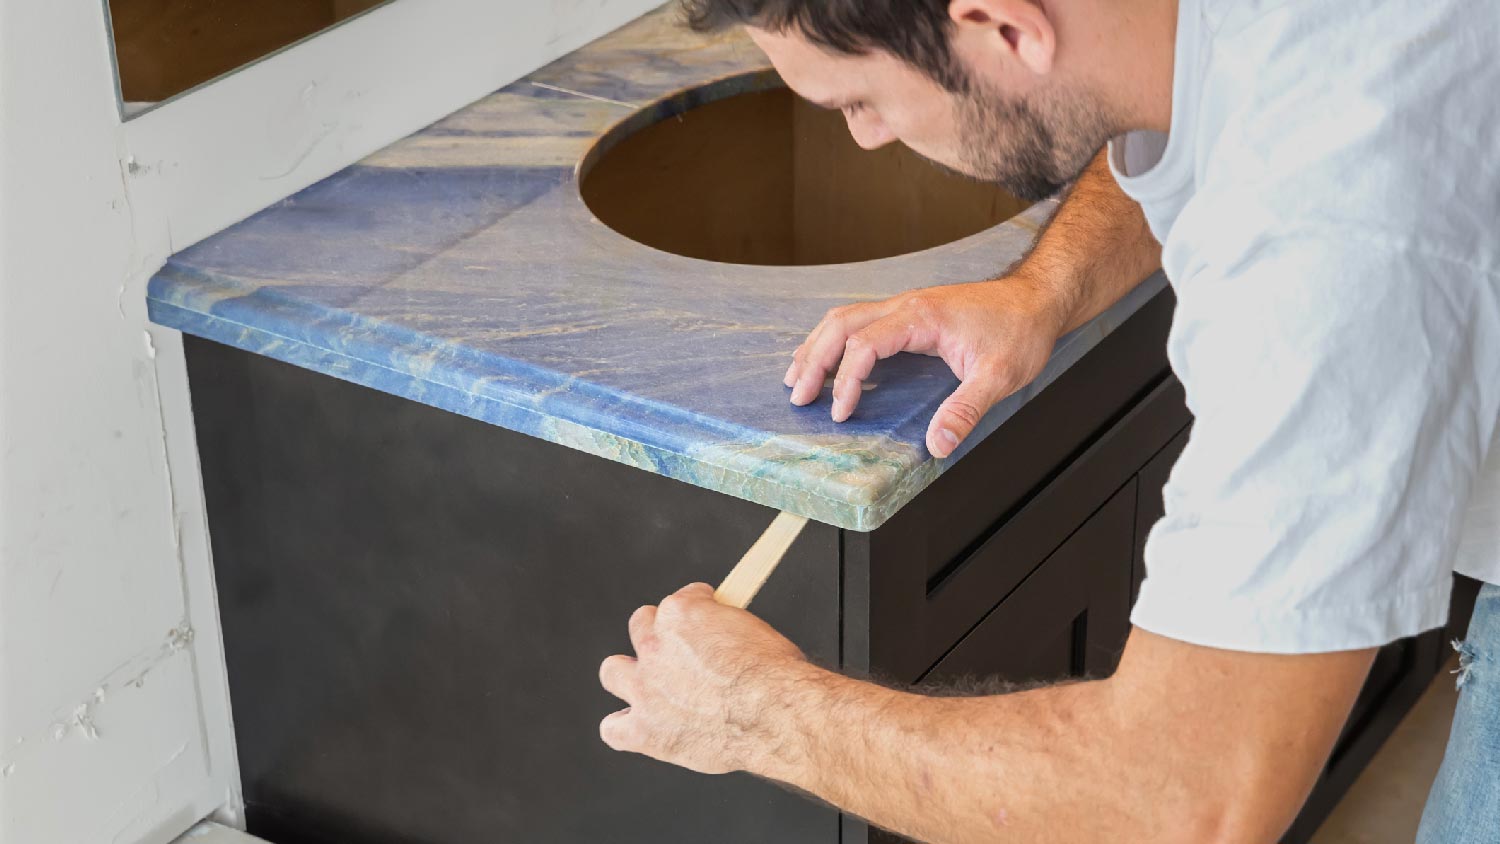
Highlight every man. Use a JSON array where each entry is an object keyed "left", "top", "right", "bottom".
[{"left": 598, "top": 0, "right": 1500, "bottom": 840}]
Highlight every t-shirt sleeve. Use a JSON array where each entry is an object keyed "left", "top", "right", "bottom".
[{"left": 1131, "top": 229, "right": 1500, "bottom": 653}]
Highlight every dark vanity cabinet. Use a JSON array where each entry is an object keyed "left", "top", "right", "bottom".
[{"left": 186, "top": 284, "right": 1454, "bottom": 844}]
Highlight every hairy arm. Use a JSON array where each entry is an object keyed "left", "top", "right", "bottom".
[
  {"left": 602, "top": 588, "right": 1374, "bottom": 844},
  {"left": 757, "top": 630, "right": 1371, "bottom": 843},
  {"left": 786, "top": 148, "right": 1162, "bottom": 457},
  {"left": 1017, "top": 148, "right": 1162, "bottom": 334}
]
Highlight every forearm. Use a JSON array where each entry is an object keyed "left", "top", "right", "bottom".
[
  {"left": 602, "top": 591, "right": 1376, "bottom": 842},
  {"left": 746, "top": 632, "right": 1373, "bottom": 844},
  {"left": 1009, "top": 148, "right": 1161, "bottom": 334},
  {"left": 753, "top": 666, "right": 1157, "bottom": 843}
]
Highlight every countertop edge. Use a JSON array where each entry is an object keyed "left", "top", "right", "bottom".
[
  {"left": 147, "top": 296, "right": 895, "bottom": 531},
  {"left": 148, "top": 269, "right": 1169, "bottom": 532}
]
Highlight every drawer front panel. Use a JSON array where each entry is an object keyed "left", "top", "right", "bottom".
[
  {"left": 857, "top": 376, "right": 1188, "bottom": 682},
  {"left": 925, "top": 481, "right": 1136, "bottom": 685},
  {"left": 911, "top": 283, "right": 1176, "bottom": 583}
]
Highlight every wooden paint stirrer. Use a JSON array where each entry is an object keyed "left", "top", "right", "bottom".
[{"left": 713, "top": 511, "right": 809, "bottom": 608}]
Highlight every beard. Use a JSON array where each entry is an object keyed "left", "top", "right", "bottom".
[{"left": 951, "top": 78, "right": 1118, "bottom": 202}]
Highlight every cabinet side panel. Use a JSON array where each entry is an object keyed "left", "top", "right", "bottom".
[{"left": 185, "top": 336, "right": 841, "bottom": 844}]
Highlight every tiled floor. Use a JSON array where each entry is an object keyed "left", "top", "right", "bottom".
[{"left": 1314, "top": 657, "right": 1462, "bottom": 843}]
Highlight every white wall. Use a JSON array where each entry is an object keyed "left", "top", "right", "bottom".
[{"left": 0, "top": 2, "right": 658, "bottom": 842}]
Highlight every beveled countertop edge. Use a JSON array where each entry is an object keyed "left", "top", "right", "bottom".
[{"left": 149, "top": 269, "right": 1169, "bottom": 532}]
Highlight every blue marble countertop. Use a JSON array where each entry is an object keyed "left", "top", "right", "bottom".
[{"left": 147, "top": 6, "right": 1165, "bottom": 531}]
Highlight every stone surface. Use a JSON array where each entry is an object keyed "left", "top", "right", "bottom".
[{"left": 146, "top": 6, "right": 1166, "bottom": 530}]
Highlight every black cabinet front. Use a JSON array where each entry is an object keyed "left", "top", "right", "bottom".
[
  {"left": 183, "top": 278, "right": 1452, "bottom": 844},
  {"left": 925, "top": 481, "right": 1137, "bottom": 686}
]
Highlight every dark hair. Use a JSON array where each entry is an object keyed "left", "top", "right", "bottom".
[{"left": 679, "top": 0, "right": 970, "bottom": 92}]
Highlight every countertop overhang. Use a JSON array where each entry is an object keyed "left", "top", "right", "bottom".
[{"left": 146, "top": 5, "right": 1166, "bottom": 531}]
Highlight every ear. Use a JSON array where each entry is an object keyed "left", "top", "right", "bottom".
[{"left": 948, "top": 0, "right": 1057, "bottom": 76}]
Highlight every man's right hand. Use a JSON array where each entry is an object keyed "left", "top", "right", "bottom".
[{"left": 783, "top": 275, "right": 1069, "bottom": 459}]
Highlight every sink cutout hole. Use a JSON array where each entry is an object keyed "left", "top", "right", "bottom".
[{"left": 579, "top": 80, "right": 1032, "bottom": 266}]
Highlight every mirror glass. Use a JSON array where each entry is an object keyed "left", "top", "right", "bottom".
[{"left": 108, "top": 0, "right": 390, "bottom": 117}]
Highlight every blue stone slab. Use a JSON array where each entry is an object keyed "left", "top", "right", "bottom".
[{"left": 147, "top": 6, "right": 1166, "bottom": 531}]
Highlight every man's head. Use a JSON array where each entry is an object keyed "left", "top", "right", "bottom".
[{"left": 681, "top": 0, "right": 1137, "bottom": 201}]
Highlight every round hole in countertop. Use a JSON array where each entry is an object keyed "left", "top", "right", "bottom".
[{"left": 577, "top": 75, "right": 1033, "bottom": 266}]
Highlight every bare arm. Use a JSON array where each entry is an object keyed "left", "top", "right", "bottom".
[
  {"left": 757, "top": 630, "right": 1369, "bottom": 843},
  {"left": 601, "top": 586, "right": 1374, "bottom": 844},
  {"left": 1017, "top": 147, "right": 1162, "bottom": 334},
  {"left": 785, "top": 148, "right": 1162, "bottom": 457}
]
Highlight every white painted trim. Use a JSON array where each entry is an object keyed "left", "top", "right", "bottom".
[
  {"left": 171, "top": 821, "right": 271, "bottom": 844},
  {"left": 150, "top": 324, "right": 248, "bottom": 834},
  {"left": 3, "top": 2, "right": 661, "bottom": 842},
  {"left": 104, "top": 1, "right": 398, "bottom": 124},
  {"left": 119, "top": 0, "right": 664, "bottom": 257}
]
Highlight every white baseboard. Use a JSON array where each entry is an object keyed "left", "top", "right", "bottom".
[{"left": 171, "top": 822, "right": 272, "bottom": 844}]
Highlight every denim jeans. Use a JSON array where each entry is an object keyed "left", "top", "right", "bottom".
[{"left": 1418, "top": 582, "right": 1500, "bottom": 843}]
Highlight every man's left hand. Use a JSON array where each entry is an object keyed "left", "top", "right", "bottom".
[{"left": 598, "top": 583, "right": 812, "bottom": 775}]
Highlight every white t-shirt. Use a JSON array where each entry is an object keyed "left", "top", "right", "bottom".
[{"left": 1111, "top": 0, "right": 1500, "bottom": 653}]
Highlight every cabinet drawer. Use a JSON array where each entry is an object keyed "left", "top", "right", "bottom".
[
  {"left": 848, "top": 375, "right": 1188, "bottom": 682},
  {"left": 924, "top": 481, "right": 1136, "bottom": 685},
  {"left": 910, "top": 283, "right": 1175, "bottom": 584}
]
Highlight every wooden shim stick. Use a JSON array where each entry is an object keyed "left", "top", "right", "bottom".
[{"left": 714, "top": 511, "right": 809, "bottom": 609}]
